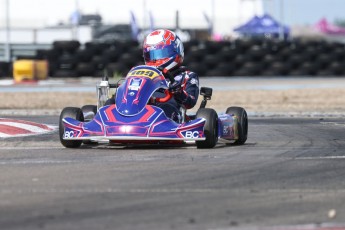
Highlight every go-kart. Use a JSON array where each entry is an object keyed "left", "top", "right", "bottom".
[{"left": 59, "top": 65, "right": 248, "bottom": 148}]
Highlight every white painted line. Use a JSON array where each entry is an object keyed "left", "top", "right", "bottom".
[
  {"left": 0, "top": 130, "right": 56, "bottom": 138},
  {"left": 208, "top": 223, "right": 345, "bottom": 230},
  {"left": 0, "top": 146, "right": 62, "bottom": 150},
  {"left": 299, "top": 156, "right": 345, "bottom": 160},
  {"left": 320, "top": 122, "right": 345, "bottom": 126},
  {"left": 0, "top": 121, "right": 52, "bottom": 133},
  {"left": 0, "top": 132, "right": 11, "bottom": 137},
  {"left": 1, "top": 188, "right": 345, "bottom": 195}
]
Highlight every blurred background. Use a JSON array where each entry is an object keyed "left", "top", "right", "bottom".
[{"left": 1, "top": 0, "right": 345, "bottom": 79}]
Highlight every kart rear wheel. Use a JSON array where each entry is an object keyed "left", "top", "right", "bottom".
[
  {"left": 226, "top": 106, "right": 248, "bottom": 145},
  {"left": 59, "top": 107, "right": 84, "bottom": 148},
  {"left": 81, "top": 104, "right": 97, "bottom": 121},
  {"left": 81, "top": 105, "right": 98, "bottom": 145},
  {"left": 196, "top": 108, "right": 218, "bottom": 149}
]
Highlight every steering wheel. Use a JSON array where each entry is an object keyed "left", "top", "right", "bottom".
[{"left": 155, "top": 89, "right": 173, "bottom": 103}]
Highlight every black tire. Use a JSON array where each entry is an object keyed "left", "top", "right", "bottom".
[
  {"left": 234, "top": 54, "right": 252, "bottom": 67},
  {"left": 332, "top": 49, "right": 345, "bottom": 61},
  {"left": 205, "top": 68, "right": 226, "bottom": 77},
  {"left": 127, "top": 47, "right": 143, "bottom": 62},
  {"left": 53, "top": 40, "right": 80, "bottom": 53},
  {"left": 328, "top": 61, "right": 344, "bottom": 75},
  {"left": 233, "top": 68, "right": 251, "bottom": 77},
  {"left": 196, "top": 108, "right": 218, "bottom": 149},
  {"left": 262, "top": 54, "right": 275, "bottom": 67},
  {"left": 316, "top": 69, "right": 334, "bottom": 76},
  {"left": 242, "top": 62, "right": 263, "bottom": 76},
  {"left": 298, "top": 62, "right": 319, "bottom": 75},
  {"left": 287, "top": 55, "right": 305, "bottom": 69},
  {"left": 76, "top": 62, "right": 96, "bottom": 77},
  {"left": 184, "top": 39, "right": 199, "bottom": 53},
  {"left": 288, "top": 69, "right": 310, "bottom": 76},
  {"left": 103, "top": 48, "right": 123, "bottom": 62},
  {"left": 120, "top": 53, "right": 138, "bottom": 68},
  {"left": 81, "top": 105, "right": 98, "bottom": 145},
  {"left": 106, "top": 62, "right": 129, "bottom": 77},
  {"left": 302, "top": 47, "right": 318, "bottom": 62},
  {"left": 269, "top": 61, "right": 290, "bottom": 76},
  {"left": 85, "top": 42, "right": 110, "bottom": 55},
  {"left": 247, "top": 45, "right": 268, "bottom": 61},
  {"left": 219, "top": 47, "right": 238, "bottom": 61},
  {"left": 188, "top": 62, "right": 208, "bottom": 76},
  {"left": 226, "top": 106, "right": 248, "bottom": 145},
  {"left": 203, "top": 55, "right": 220, "bottom": 69},
  {"left": 59, "top": 107, "right": 84, "bottom": 148},
  {"left": 81, "top": 105, "right": 97, "bottom": 121},
  {"left": 233, "top": 39, "right": 254, "bottom": 52},
  {"left": 57, "top": 54, "right": 78, "bottom": 70},
  {"left": 277, "top": 47, "right": 292, "bottom": 62},
  {"left": 92, "top": 55, "right": 108, "bottom": 71},
  {"left": 189, "top": 47, "right": 207, "bottom": 62},
  {"left": 217, "top": 62, "right": 236, "bottom": 76},
  {"left": 315, "top": 54, "right": 333, "bottom": 69},
  {"left": 75, "top": 49, "right": 93, "bottom": 62},
  {"left": 204, "top": 41, "right": 224, "bottom": 54}
]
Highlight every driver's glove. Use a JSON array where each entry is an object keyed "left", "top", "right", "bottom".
[{"left": 169, "top": 75, "right": 184, "bottom": 93}]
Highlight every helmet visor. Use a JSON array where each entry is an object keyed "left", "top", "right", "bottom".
[{"left": 144, "top": 45, "right": 176, "bottom": 62}]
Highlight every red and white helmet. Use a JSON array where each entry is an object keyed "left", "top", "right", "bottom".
[{"left": 143, "top": 29, "right": 184, "bottom": 71}]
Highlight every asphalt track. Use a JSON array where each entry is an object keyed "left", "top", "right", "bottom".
[{"left": 1, "top": 115, "right": 345, "bottom": 230}]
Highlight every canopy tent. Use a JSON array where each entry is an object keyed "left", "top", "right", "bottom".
[
  {"left": 314, "top": 18, "right": 345, "bottom": 35},
  {"left": 234, "top": 14, "right": 290, "bottom": 38}
]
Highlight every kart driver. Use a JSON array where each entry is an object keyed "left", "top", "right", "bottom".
[
  {"left": 143, "top": 29, "right": 199, "bottom": 122},
  {"left": 106, "top": 29, "right": 199, "bottom": 123}
]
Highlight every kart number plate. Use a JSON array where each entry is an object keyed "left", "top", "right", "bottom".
[{"left": 127, "top": 69, "right": 160, "bottom": 79}]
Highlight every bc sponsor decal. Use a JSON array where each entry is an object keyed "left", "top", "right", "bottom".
[
  {"left": 64, "top": 131, "right": 75, "bottom": 138},
  {"left": 182, "top": 130, "right": 203, "bottom": 139},
  {"left": 127, "top": 68, "right": 160, "bottom": 79},
  {"left": 64, "top": 127, "right": 81, "bottom": 139}
]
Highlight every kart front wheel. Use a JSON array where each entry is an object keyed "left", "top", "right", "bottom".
[
  {"left": 59, "top": 107, "right": 84, "bottom": 148},
  {"left": 196, "top": 108, "right": 218, "bottom": 149},
  {"left": 226, "top": 106, "right": 248, "bottom": 145}
]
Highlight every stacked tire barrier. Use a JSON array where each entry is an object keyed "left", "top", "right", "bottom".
[
  {"left": 183, "top": 38, "right": 345, "bottom": 77},
  {"left": 35, "top": 40, "right": 143, "bottom": 78},
  {"left": 3, "top": 38, "right": 345, "bottom": 79}
]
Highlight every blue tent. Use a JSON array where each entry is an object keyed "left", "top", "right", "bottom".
[
  {"left": 234, "top": 14, "right": 290, "bottom": 38},
  {"left": 234, "top": 15, "right": 260, "bottom": 32}
]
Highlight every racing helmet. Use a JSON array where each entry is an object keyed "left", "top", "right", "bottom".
[{"left": 143, "top": 29, "right": 184, "bottom": 71}]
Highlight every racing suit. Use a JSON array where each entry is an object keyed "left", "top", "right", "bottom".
[{"left": 157, "top": 66, "right": 199, "bottom": 122}]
